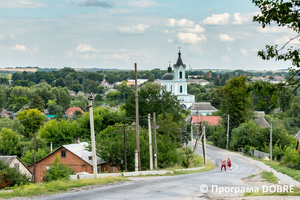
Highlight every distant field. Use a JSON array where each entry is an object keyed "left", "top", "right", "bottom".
[{"left": 0, "top": 68, "right": 37, "bottom": 72}]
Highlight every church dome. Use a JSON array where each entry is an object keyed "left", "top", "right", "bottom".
[{"left": 161, "top": 64, "right": 174, "bottom": 80}]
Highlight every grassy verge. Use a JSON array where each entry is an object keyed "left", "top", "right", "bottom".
[
  {"left": 247, "top": 155, "right": 300, "bottom": 182},
  {"left": 245, "top": 187, "right": 300, "bottom": 196},
  {"left": 0, "top": 177, "right": 128, "bottom": 199},
  {"left": 261, "top": 171, "right": 279, "bottom": 184}
]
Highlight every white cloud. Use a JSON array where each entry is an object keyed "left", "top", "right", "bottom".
[
  {"left": 75, "top": 44, "right": 100, "bottom": 52},
  {"left": 64, "top": 51, "right": 73, "bottom": 58},
  {"left": 167, "top": 39, "right": 173, "bottom": 43},
  {"left": 79, "top": 54, "right": 97, "bottom": 59},
  {"left": 227, "top": 46, "right": 231, "bottom": 50},
  {"left": 222, "top": 56, "right": 230, "bottom": 62},
  {"left": 203, "top": 13, "right": 230, "bottom": 25},
  {"left": 274, "top": 36, "right": 290, "bottom": 45},
  {"left": 177, "top": 33, "right": 206, "bottom": 45},
  {"left": 122, "top": 0, "right": 161, "bottom": 8},
  {"left": 240, "top": 48, "right": 248, "bottom": 56},
  {"left": 166, "top": 18, "right": 194, "bottom": 27},
  {"left": 219, "top": 34, "right": 235, "bottom": 42},
  {"left": 0, "top": 34, "right": 5, "bottom": 40},
  {"left": 11, "top": 45, "right": 27, "bottom": 51},
  {"left": 103, "top": 53, "right": 130, "bottom": 62},
  {"left": 10, "top": 35, "right": 15, "bottom": 40},
  {"left": 256, "top": 26, "right": 290, "bottom": 34},
  {"left": 33, "top": 46, "right": 39, "bottom": 53},
  {"left": 118, "top": 23, "right": 150, "bottom": 34},
  {"left": 180, "top": 25, "right": 205, "bottom": 33},
  {"left": 252, "top": 48, "right": 259, "bottom": 52},
  {"left": 233, "top": 13, "right": 256, "bottom": 25},
  {"left": 0, "top": 0, "right": 48, "bottom": 8}
]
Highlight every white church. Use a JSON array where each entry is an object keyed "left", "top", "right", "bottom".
[{"left": 160, "top": 50, "right": 195, "bottom": 109}]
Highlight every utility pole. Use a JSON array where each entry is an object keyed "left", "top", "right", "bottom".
[
  {"left": 50, "top": 142, "right": 52, "bottom": 153},
  {"left": 148, "top": 114, "right": 153, "bottom": 170},
  {"left": 180, "top": 128, "right": 182, "bottom": 147},
  {"left": 88, "top": 95, "right": 97, "bottom": 178},
  {"left": 135, "top": 63, "right": 140, "bottom": 171},
  {"left": 270, "top": 116, "right": 273, "bottom": 162},
  {"left": 153, "top": 112, "right": 158, "bottom": 170},
  {"left": 202, "top": 125, "right": 207, "bottom": 165},
  {"left": 33, "top": 132, "right": 36, "bottom": 183},
  {"left": 190, "top": 124, "right": 193, "bottom": 148},
  {"left": 226, "top": 114, "right": 230, "bottom": 149}
]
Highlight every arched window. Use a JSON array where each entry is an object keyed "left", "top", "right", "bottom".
[
  {"left": 171, "top": 85, "right": 172, "bottom": 92},
  {"left": 180, "top": 85, "right": 182, "bottom": 93},
  {"left": 179, "top": 71, "right": 182, "bottom": 79},
  {"left": 165, "top": 85, "right": 166, "bottom": 90}
]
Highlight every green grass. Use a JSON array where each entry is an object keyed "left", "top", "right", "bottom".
[
  {"left": 0, "top": 177, "right": 128, "bottom": 199},
  {"left": 261, "top": 171, "right": 279, "bottom": 184}
]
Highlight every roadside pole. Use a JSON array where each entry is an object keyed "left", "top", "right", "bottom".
[
  {"left": 226, "top": 114, "right": 230, "bottom": 149},
  {"left": 33, "top": 132, "right": 36, "bottom": 183},
  {"left": 148, "top": 114, "right": 153, "bottom": 170},
  {"left": 190, "top": 124, "right": 193, "bottom": 148},
  {"left": 202, "top": 125, "right": 207, "bottom": 165},
  {"left": 270, "top": 116, "right": 273, "bottom": 162},
  {"left": 153, "top": 112, "right": 158, "bottom": 170},
  {"left": 88, "top": 95, "right": 97, "bottom": 178},
  {"left": 135, "top": 63, "right": 141, "bottom": 171}
]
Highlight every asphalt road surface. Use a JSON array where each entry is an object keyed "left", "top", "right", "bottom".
[{"left": 34, "top": 144, "right": 261, "bottom": 200}]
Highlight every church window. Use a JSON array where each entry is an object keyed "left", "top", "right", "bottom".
[
  {"left": 171, "top": 85, "right": 172, "bottom": 92},
  {"left": 180, "top": 85, "right": 182, "bottom": 93},
  {"left": 165, "top": 85, "right": 166, "bottom": 90},
  {"left": 179, "top": 71, "right": 182, "bottom": 79}
]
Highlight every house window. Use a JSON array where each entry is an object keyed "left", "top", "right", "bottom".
[
  {"left": 97, "top": 166, "right": 101, "bottom": 174},
  {"left": 179, "top": 71, "right": 182, "bottom": 79},
  {"left": 14, "top": 163, "right": 19, "bottom": 171},
  {"left": 61, "top": 150, "right": 66, "bottom": 158},
  {"left": 180, "top": 86, "right": 183, "bottom": 93}
]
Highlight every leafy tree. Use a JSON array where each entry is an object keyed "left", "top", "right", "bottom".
[
  {"left": 0, "top": 77, "right": 9, "bottom": 85},
  {"left": 21, "top": 148, "right": 48, "bottom": 166},
  {"left": 12, "top": 80, "right": 31, "bottom": 87},
  {"left": 29, "top": 94, "right": 44, "bottom": 111},
  {"left": 43, "top": 154, "right": 75, "bottom": 182},
  {"left": 87, "top": 72, "right": 104, "bottom": 82},
  {"left": 221, "top": 76, "right": 252, "bottom": 129},
  {"left": 123, "top": 82, "right": 181, "bottom": 127},
  {"left": 71, "top": 84, "right": 82, "bottom": 93},
  {"left": 148, "top": 74, "right": 155, "bottom": 82},
  {"left": 64, "top": 74, "right": 73, "bottom": 89},
  {"left": 39, "top": 119, "right": 80, "bottom": 148},
  {"left": 52, "top": 78, "right": 66, "bottom": 87},
  {"left": 8, "top": 95, "right": 29, "bottom": 113},
  {"left": 157, "top": 113, "right": 180, "bottom": 142},
  {"left": 252, "top": 0, "right": 300, "bottom": 101},
  {"left": 0, "top": 128, "right": 20, "bottom": 155},
  {"left": 0, "top": 160, "right": 30, "bottom": 188},
  {"left": 47, "top": 99, "right": 63, "bottom": 118},
  {"left": 17, "top": 109, "right": 45, "bottom": 138},
  {"left": 82, "top": 79, "right": 99, "bottom": 94},
  {"left": 0, "top": 118, "right": 24, "bottom": 135},
  {"left": 98, "top": 85, "right": 105, "bottom": 94},
  {"left": 73, "top": 110, "right": 83, "bottom": 120},
  {"left": 70, "top": 94, "right": 87, "bottom": 110}
]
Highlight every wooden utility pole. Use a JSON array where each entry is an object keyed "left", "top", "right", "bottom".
[
  {"left": 33, "top": 132, "right": 36, "bottom": 183},
  {"left": 180, "top": 128, "right": 182, "bottom": 147},
  {"left": 226, "top": 114, "right": 230, "bottom": 149},
  {"left": 153, "top": 112, "right": 158, "bottom": 170},
  {"left": 148, "top": 114, "right": 153, "bottom": 170},
  {"left": 88, "top": 95, "right": 97, "bottom": 178},
  {"left": 270, "top": 116, "right": 273, "bottom": 162},
  {"left": 135, "top": 63, "right": 140, "bottom": 171},
  {"left": 202, "top": 125, "right": 207, "bottom": 165}
]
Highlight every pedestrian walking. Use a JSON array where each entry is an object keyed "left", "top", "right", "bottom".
[
  {"left": 220, "top": 158, "right": 226, "bottom": 172},
  {"left": 227, "top": 158, "right": 232, "bottom": 172}
]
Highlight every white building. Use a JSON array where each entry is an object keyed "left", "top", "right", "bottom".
[{"left": 160, "top": 50, "right": 195, "bottom": 109}]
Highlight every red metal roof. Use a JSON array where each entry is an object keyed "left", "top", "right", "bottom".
[
  {"left": 192, "top": 116, "right": 222, "bottom": 126},
  {"left": 65, "top": 107, "right": 85, "bottom": 117}
]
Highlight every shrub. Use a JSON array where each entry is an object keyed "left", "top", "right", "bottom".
[
  {"left": 281, "top": 148, "right": 300, "bottom": 169},
  {"left": 0, "top": 161, "right": 30, "bottom": 189},
  {"left": 43, "top": 154, "right": 75, "bottom": 182},
  {"left": 178, "top": 147, "right": 193, "bottom": 168}
]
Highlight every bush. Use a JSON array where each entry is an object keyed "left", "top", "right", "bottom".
[
  {"left": 43, "top": 154, "right": 75, "bottom": 182},
  {"left": 281, "top": 148, "right": 300, "bottom": 169},
  {"left": 0, "top": 161, "right": 30, "bottom": 189},
  {"left": 178, "top": 147, "right": 193, "bottom": 168}
]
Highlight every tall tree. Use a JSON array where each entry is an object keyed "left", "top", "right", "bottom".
[
  {"left": 221, "top": 76, "right": 252, "bottom": 129},
  {"left": 29, "top": 94, "right": 45, "bottom": 111},
  {"left": 17, "top": 109, "right": 45, "bottom": 138},
  {"left": 0, "top": 128, "right": 19, "bottom": 155}
]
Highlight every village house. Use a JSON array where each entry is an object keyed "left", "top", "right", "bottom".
[
  {"left": 191, "top": 116, "right": 222, "bottom": 126},
  {"left": 190, "top": 102, "right": 218, "bottom": 116},
  {"left": 0, "top": 156, "right": 32, "bottom": 179},
  {"left": 28, "top": 140, "right": 118, "bottom": 183},
  {"left": 65, "top": 107, "right": 85, "bottom": 118}
]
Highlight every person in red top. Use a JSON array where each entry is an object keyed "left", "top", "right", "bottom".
[
  {"left": 220, "top": 158, "right": 226, "bottom": 172},
  {"left": 227, "top": 158, "right": 232, "bottom": 171}
]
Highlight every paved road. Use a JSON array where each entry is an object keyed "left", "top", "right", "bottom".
[{"left": 34, "top": 144, "right": 261, "bottom": 200}]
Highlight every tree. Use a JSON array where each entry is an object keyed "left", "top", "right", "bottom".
[
  {"left": 71, "top": 84, "right": 82, "bottom": 93},
  {"left": 252, "top": 0, "right": 300, "bottom": 103},
  {"left": 0, "top": 128, "right": 19, "bottom": 155},
  {"left": 52, "top": 78, "right": 66, "bottom": 87},
  {"left": 17, "top": 109, "right": 45, "bottom": 138},
  {"left": 21, "top": 148, "right": 48, "bottom": 165},
  {"left": 29, "top": 94, "right": 44, "bottom": 111},
  {"left": 221, "top": 76, "right": 252, "bottom": 129},
  {"left": 47, "top": 99, "right": 63, "bottom": 118},
  {"left": 123, "top": 82, "right": 181, "bottom": 127},
  {"left": 43, "top": 154, "right": 74, "bottom": 182},
  {"left": 39, "top": 119, "right": 80, "bottom": 148},
  {"left": 64, "top": 74, "right": 73, "bottom": 89},
  {"left": 0, "top": 118, "right": 24, "bottom": 135}
]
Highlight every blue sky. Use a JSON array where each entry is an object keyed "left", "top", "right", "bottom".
[{"left": 0, "top": 0, "right": 296, "bottom": 70}]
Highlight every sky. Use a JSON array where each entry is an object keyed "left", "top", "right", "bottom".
[{"left": 0, "top": 0, "right": 296, "bottom": 71}]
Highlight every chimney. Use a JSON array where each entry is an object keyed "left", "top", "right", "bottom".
[{"left": 75, "top": 138, "right": 80, "bottom": 144}]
